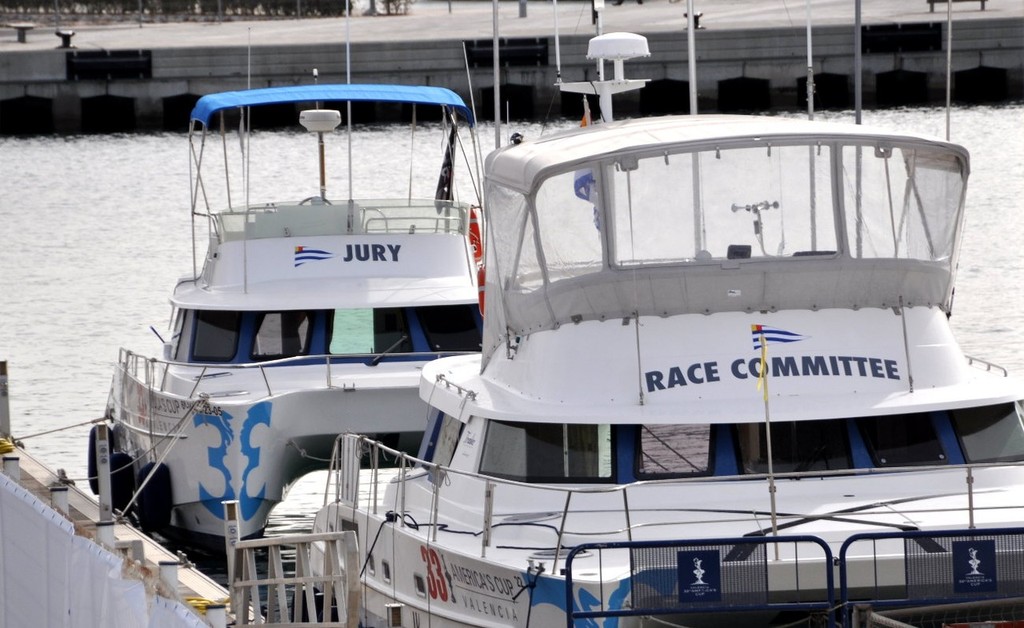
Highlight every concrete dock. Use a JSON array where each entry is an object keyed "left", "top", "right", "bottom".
[{"left": 0, "top": 0, "right": 1021, "bottom": 131}]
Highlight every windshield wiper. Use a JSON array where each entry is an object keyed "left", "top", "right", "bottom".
[{"left": 369, "top": 335, "right": 409, "bottom": 366}]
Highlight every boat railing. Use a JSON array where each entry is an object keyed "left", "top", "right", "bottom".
[
  {"left": 965, "top": 355, "right": 1009, "bottom": 376},
  {"left": 209, "top": 199, "right": 470, "bottom": 242},
  {"left": 564, "top": 536, "right": 836, "bottom": 627},
  {"left": 838, "top": 526, "right": 1024, "bottom": 626},
  {"left": 325, "top": 433, "right": 1024, "bottom": 577},
  {"left": 115, "top": 347, "right": 474, "bottom": 400},
  {"left": 230, "top": 529, "right": 360, "bottom": 627}
]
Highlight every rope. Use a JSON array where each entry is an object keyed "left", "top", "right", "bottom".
[
  {"left": 16, "top": 416, "right": 107, "bottom": 441},
  {"left": 184, "top": 596, "right": 230, "bottom": 615},
  {"left": 0, "top": 438, "right": 14, "bottom": 455},
  {"left": 286, "top": 440, "right": 332, "bottom": 463}
]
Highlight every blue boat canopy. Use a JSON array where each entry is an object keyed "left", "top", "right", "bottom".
[{"left": 190, "top": 84, "right": 474, "bottom": 127}]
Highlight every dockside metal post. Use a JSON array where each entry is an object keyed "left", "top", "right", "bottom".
[
  {"left": 0, "top": 360, "right": 9, "bottom": 439},
  {"left": 95, "top": 520, "right": 115, "bottom": 548},
  {"left": 50, "top": 485, "right": 69, "bottom": 515},
  {"left": 223, "top": 500, "right": 240, "bottom": 586},
  {"left": 159, "top": 561, "right": 180, "bottom": 599},
  {"left": 2, "top": 456, "right": 20, "bottom": 482},
  {"left": 206, "top": 604, "right": 227, "bottom": 628},
  {"left": 95, "top": 424, "right": 113, "bottom": 522}
]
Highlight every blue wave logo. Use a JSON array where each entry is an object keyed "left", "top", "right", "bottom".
[
  {"left": 294, "top": 246, "right": 333, "bottom": 267},
  {"left": 529, "top": 571, "right": 629, "bottom": 626},
  {"left": 194, "top": 401, "right": 272, "bottom": 522}
]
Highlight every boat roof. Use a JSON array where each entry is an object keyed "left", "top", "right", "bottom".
[
  {"left": 172, "top": 275, "right": 478, "bottom": 310},
  {"left": 485, "top": 114, "right": 968, "bottom": 193},
  {"left": 190, "top": 83, "right": 474, "bottom": 127}
]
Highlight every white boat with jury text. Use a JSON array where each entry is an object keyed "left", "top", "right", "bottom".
[{"left": 100, "top": 83, "right": 485, "bottom": 551}]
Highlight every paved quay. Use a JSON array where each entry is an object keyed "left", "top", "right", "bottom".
[
  {"left": 0, "top": 0, "right": 1020, "bottom": 132},
  {"left": 0, "top": 0, "right": 1018, "bottom": 51}
]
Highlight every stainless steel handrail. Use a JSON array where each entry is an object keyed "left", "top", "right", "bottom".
[
  {"left": 115, "top": 348, "right": 476, "bottom": 400},
  {"left": 329, "top": 433, "right": 1024, "bottom": 567}
]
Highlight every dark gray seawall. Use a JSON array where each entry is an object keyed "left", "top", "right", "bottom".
[{"left": 0, "top": 1, "right": 1020, "bottom": 133}]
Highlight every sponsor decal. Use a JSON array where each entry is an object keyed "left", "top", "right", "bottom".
[
  {"left": 645, "top": 354, "right": 900, "bottom": 393},
  {"left": 294, "top": 246, "right": 333, "bottom": 266},
  {"left": 645, "top": 325, "right": 900, "bottom": 394},
  {"left": 421, "top": 546, "right": 524, "bottom": 621},
  {"left": 953, "top": 540, "right": 998, "bottom": 593},
  {"left": 340, "top": 243, "right": 401, "bottom": 263},
  {"left": 678, "top": 549, "right": 722, "bottom": 603}
]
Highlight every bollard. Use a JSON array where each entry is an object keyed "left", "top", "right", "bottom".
[
  {"left": 50, "top": 485, "right": 69, "bottom": 515},
  {"left": 0, "top": 361, "right": 9, "bottom": 439},
  {"left": 2, "top": 456, "right": 20, "bottom": 482},
  {"left": 206, "top": 604, "right": 227, "bottom": 628},
  {"left": 159, "top": 561, "right": 180, "bottom": 598},
  {"left": 223, "top": 500, "right": 240, "bottom": 587},
  {"left": 95, "top": 520, "right": 115, "bottom": 548},
  {"left": 94, "top": 424, "right": 113, "bottom": 522}
]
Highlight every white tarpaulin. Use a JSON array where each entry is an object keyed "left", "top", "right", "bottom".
[{"left": 0, "top": 473, "right": 204, "bottom": 628}]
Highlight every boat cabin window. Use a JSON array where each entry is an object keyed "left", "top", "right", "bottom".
[
  {"left": 636, "top": 424, "right": 712, "bottom": 478},
  {"left": 193, "top": 310, "right": 241, "bottom": 362},
  {"left": 951, "top": 402, "right": 1024, "bottom": 463},
  {"left": 169, "top": 308, "right": 187, "bottom": 361},
  {"left": 479, "top": 421, "right": 613, "bottom": 483},
  {"left": 416, "top": 304, "right": 481, "bottom": 352},
  {"left": 251, "top": 311, "right": 313, "bottom": 361},
  {"left": 857, "top": 412, "right": 947, "bottom": 467},
  {"left": 736, "top": 419, "right": 851, "bottom": 474},
  {"left": 600, "top": 144, "right": 836, "bottom": 266},
  {"left": 533, "top": 169, "right": 604, "bottom": 285},
  {"left": 328, "top": 308, "right": 412, "bottom": 354},
  {"left": 418, "top": 412, "right": 464, "bottom": 467},
  {"left": 841, "top": 144, "right": 963, "bottom": 262}
]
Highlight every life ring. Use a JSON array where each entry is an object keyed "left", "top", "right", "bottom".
[
  {"left": 477, "top": 265, "right": 486, "bottom": 316},
  {"left": 469, "top": 206, "right": 483, "bottom": 264}
]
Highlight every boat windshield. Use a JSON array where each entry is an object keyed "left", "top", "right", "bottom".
[
  {"left": 329, "top": 304, "right": 480, "bottom": 354},
  {"left": 479, "top": 421, "right": 613, "bottom": 483},
  {"left": 179, "top": 303, "right": 480, "bottom": 363},
  {"left": 252, "top": 311, "right": 313, "bottom": 360},
  {"left": 637, "top": 424, "right": 712, "bottom": 477},
  {"left": 523, "top": 139, "right": 963, "bottom": 273},
  {"left": 951, "top": 402, "right": 1024, "bottom": 463},
  {"left": 737, "top": 419, "right": 853, "bottom": 474},
  {"left": 470, "top": 403, "right": 1024, "bottom": 485},
  {"left": 482, "top": 135, "right": 967, "bottom": 355}
]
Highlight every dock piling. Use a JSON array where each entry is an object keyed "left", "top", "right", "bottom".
[
  {"left": 94, "top": 423, "right": 113, "bottom": 522},
  {"left": 95, "top": 519, "right": 115, "bottom": 547},
  {"left": 2, "top": 455, "right": 20, "bottom": 482},
  {"left": 206, "top": 604, "right": 227, "bottom": 628},
  {"left": 50, "top": 484, "right": 69, "bottom": 515},
  {"left": 159, "top": 560, "right": 180, "bottom": 597},
  {"left": 1, "top": 361, "right": 9, "bottom": 438},
  {"left": 223, "top": 499, "right": 240, "bottom": 586}
]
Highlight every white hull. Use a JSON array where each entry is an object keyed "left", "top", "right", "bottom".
[
  {"left": 108, "top": 359, "right": 428, "bottom": 543},
  {"left": 316, "top": 447, "right": 1024, "bottom": 626}
]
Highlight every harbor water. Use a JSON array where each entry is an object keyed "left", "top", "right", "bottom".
[{"left": 1, "top": 104, "right": 1022, "bottom": 550}]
